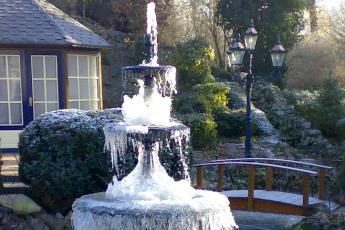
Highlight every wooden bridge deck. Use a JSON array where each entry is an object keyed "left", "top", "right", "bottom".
[{"left": 222, "top": 190, "right": 338, "bottom": 215}]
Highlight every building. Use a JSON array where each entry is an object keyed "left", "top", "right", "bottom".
[{"left": 0, "top": 0, "right": 111, "bottom": 151}]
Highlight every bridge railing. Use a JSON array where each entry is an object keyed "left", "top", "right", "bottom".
[
  {"left": 193, "top": 160, "right": 330, "bottom": 211},
  {"left": 208, "top": 158, "right": 332, "bottom": 200}
]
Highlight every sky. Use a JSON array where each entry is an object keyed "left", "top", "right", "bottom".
[{"left": 317, "top": 0, "right": 343, "bottom": 12}]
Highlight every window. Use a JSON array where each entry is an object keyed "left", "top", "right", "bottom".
[
  {"left": 67, "top": 54, "right": 100, "bottom": 110},
  {"left": 31, "top": 55, "right": 59, "bottom": 118},
  {"left": 0, "top": 55, "right": 23, "bottom": 125}
]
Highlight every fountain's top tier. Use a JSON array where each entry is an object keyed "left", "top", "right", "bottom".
[{"left": 121, "top": 2, "right": 177, "bottom": 97}]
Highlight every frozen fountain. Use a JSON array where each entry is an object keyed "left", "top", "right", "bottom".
[{"left": 71, "top": 2, "right": 237, "bottom": 229}]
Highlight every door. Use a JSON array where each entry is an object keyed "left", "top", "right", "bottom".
[{"left": 30, "top": 55, "right": 59, "bottom": 119}]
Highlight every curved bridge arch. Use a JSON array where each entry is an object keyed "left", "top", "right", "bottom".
[{"left": 193, "top": 159, "right": 337, "bottom": 216}]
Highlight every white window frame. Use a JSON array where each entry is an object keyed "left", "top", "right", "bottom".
[
  {"left": 67, "top": 54, "right": 100, "bottom": 110},
  {"left": 0, "top": 55, "right": 23, "bottom": 126},
  {"left": 31, "top": 55, "right": 59, "bottom": 119}
]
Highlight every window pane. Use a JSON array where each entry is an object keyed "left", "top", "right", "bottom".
[
  {"left": 8, "top": 56, "right": 20, "bottom": 78},
  {"left": 68, "top": 55, "right": 77, "bottom": 76},
  {"left": 0, "top": 103, "right": 9, "bottom": 124},
  {"left": 78, "top": 56, "right": 88, "bottom": 77},
  {"left": 46, "top": 80, "right": 58, "bottom": 101},
  {"left": 68, "top": 101, "right": 79, "bottom": 109},
  {"left": 33, "top": 80, "right": 45, "bottom": 101},
  {"left": 0, "top": 56, "right": 6, "bottom": 78},
  {"left": 8, "top": 80, "right": 21, "bottom": 101},
  {"left": 10, "top": 103, "right": 22, "bottom": 124},
  {"left": 89, "top": 79, "right": 98, "bottom": 100},
  {"left": 0, "top": 80, "right": 8, "bottom": 101},
  {"left": 47, "top": 103, "right": 58, "bottom": 112},
  {"left": 45, "top": 56, "right": 57, "bottom": 78},
  {"left": 80, "top": 101, "right": 89, "bottom": 110},
  {"left": 79, "top": 79, "right": 89, "bottom": 99},
  {"left": 34, "top": 103, "right": 45, "bottom": 118},
  {"left": 68, "top": 79, "right": 78, "bottom": 100},
  {"left": 90, "top": 100, "right": 99, "bottom": 110},
  {"left": 32, "top": 56, "right": 44, "bottom": 78},
  {"left": 89, "top": 56, "right": 97, "bottom": 77}
]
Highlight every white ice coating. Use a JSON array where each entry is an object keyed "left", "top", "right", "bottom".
[
  {"left": 122, "top": 80, "right": 172, "bottom": 126},
  {"left": 72, "top": 191, "right": 237, "bottom": 230},
  {"left": 143, "top": 2, "right": 158, "bottom": 66},
  {"left": 104, "top": 122, "right": 191, "bottom": 179},
  {"left": 106, "top": 141, "right": 195, "bottom": 201}
]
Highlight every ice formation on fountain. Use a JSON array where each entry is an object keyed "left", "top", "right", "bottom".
[
  {"left": 142, "top": 2, "right": 158, "bottom": 66},
  {"left": 72, "top": 2, "right": 237, "bottom": 229}
]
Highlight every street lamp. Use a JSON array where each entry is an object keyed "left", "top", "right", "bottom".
[
  {"left": 270, "top": 36, "right": 286, "bottom": 68},
  {"left": 244, "top": 19, "right": 258, "bottom": 51},
  {"left": 226, "top": 20, "right": 285, "bottom": 158},
  {"left": 227, "top": 34, "right": 246, "bottom": 66}
]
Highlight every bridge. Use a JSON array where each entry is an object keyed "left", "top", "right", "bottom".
[{"left": 193, "top": 158, "right": 338, "bottom": 216}]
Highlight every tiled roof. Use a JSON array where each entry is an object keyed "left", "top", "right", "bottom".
[{"left": 0, "top": 0, "right": 111, "bottom": 49}]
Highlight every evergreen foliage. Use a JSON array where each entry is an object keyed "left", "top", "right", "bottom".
[
  {"left": 295, "top": 79, "right": 345, "bottom": 139},
  {"left": 216, "top": 0, "right": 307, "bottom": 73}
]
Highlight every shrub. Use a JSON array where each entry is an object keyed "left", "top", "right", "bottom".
[
  {"left": 312, "top": 80, "right": 345, "bottom": 138},
  {"left": 173, "top": 92, "right": 204, "bottom": 114},
  {"left": 173, "top": 38, "right": 215, "bottom": 90},
  {"left": 19, "top": 109, "right": 192, "bottom": 212},
  {"left": 194, "top": 82, "right": 229, "bottom": 114},
  {"left": 336, "top": 118, "right": 345, "bottom": 140},
  {"left": 293, "top": 79, "right": 345, "bottom": 139},
  {"left": 179, "top": 113, "right": 217, "bottom": 149},
  {"left": 19, "top": 110, "right": 119, "bottom": 212},
  {"left": 213, "top": 108, "right": 261, "bottom": 138}
]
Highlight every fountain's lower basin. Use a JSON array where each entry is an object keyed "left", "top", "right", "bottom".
[{"left": 72, "top": 191, "right": 237, "bottom": 230}]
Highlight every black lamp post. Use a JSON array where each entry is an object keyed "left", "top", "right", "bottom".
[{"left": 226, "top": 20, "right": 285, "bottom": 158}]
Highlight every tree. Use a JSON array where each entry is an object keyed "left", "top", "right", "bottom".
[
  {"left": 286, "top": 32, "right": 339, "bottom": 89},
  {"left": 216, "top": 0, "right": 308, "bottom": 73}
]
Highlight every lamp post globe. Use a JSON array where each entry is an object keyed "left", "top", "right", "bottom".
[
  {"left": 270, "top": 36, "right": 286, "bottom": 68},
  {"left": 226, "top": 34, "right": 246, "bottom": 66},
  {"left": 244, "top": 19, "right": 258, "bottom": 52}
]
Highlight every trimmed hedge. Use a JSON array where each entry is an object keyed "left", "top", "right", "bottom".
[
  {"left": 213, "top": 107, "right": 261, "bottom": 138},
  {"left": 19, "top": 109, "right": 192, "bottom": 212},
  {"left": 179, "top": 113, "right": 217, "bottom": 149}
]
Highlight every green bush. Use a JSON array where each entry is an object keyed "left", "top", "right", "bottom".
[
  {"left": 313, "top": 79, "right": 345, "bottom": 138},
  {"left": 194, "top": 82, "right": 229, "bottom": 114},
  {"left": 19, "top": 109, "right": 192, "bottom": 212},
  {"left": 294, "top": 79, "right": 345, "bottom": 139},
  {"left": 336, "top": 118, "right": 345, "bottom": 140},
  {"left": 19, "top": 110, "right": 119, "bottom": 212},
  {"left": 211, "top": 66, "right": 233, "bottom": 81},
  {"left": 173, "top": 92, "right": 204, "bottom": 114},
  {"left": 173, "top": 38, "right": 215, "bottom": 90},
  {"left": 179, "top": 113, "right": 217, "bottom": 150},
  {"left": 213, "top": 108, "right": 261, "bottom": 138}
]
